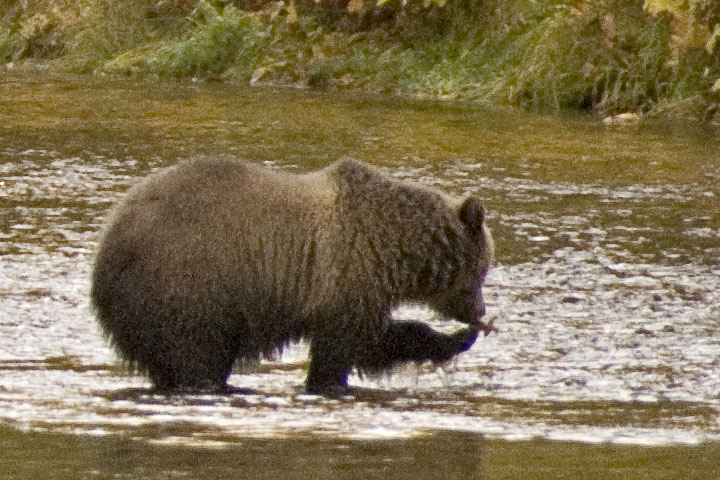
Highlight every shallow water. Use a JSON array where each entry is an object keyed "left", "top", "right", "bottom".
[{"left": 0, "top": 73, "right": 719, "bottom": 458}]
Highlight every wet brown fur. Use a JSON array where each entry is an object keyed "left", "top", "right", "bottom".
[{"left": 91, "top": 160, "right": 493, "bottom": 393}]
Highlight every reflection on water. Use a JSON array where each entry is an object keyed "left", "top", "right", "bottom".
[
  {"left": 4, "top": 422, "right": 720, "bottom": 480},
  {"left": 0, "top": 73, "right": 719, "bottom": 452},
  {"left": 0, "top": 423, "right": 485, "bottom": 480}
]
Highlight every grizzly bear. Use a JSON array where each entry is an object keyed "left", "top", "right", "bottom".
[{"left": 91, "top": 160, "right": 494, "bottom": 395}]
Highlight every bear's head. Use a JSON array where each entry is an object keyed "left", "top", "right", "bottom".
[{"left": 432, "top": 197, "right": 494, "bottom": 330}]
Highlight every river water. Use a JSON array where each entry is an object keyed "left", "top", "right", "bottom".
[{"left": 0, "top": 73, "right": 719, "bottom": 476}]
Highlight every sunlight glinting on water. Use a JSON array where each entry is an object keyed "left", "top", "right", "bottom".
[{"left": 1, "top": 80, "right": 718, "bottom": 446}]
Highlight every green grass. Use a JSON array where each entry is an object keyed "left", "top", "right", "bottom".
[
  {"left": 63, "top": 0, "right": 195, "bottom": 73},
  {"left": 380, "top": 0, "right": 673, "bottom": 113},
  {"left": 0, "top": 0, "right": 717, "bottom": 121},
  {"left": 102, "top": 1, "right": 266, "bottom": 78}
]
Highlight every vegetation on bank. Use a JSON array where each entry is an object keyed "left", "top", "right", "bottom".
[{"left": 1, "top": 0, "right": 719, "bottom": 121}]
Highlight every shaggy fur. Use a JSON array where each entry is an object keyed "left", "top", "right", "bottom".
[{"left": 91, "top": 160, "right": 494, "bottom": 394}]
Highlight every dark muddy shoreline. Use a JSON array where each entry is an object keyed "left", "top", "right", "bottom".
[{"left": 2, "top": 423, "right": 719, "bottom": 480}]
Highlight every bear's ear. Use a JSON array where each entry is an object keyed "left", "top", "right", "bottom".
[{"left": 458, "top": 197, "right": 485, "bottom": 235}]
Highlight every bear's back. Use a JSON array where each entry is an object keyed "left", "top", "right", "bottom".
[
  {"left": 111, "top": 160, "right": 335, "bottom": 247},
  {"left": 93, "top": 160, "right": 339, "bottom": 322}
]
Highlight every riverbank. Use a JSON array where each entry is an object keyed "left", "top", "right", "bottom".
[
  {"left": 1, "top": 423, "right": 719, "bottom": 480},
  {"left": 1, "top": 0, "right": 719, "bottom": 123}
]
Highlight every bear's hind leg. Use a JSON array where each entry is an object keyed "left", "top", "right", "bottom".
[
  {"left": 142, "top": 341, "right": 237, "bottom": 393},
  {"left": 305, "top": 338, "right": 352, "bottom": 396},
  {"left": 146, "top": 360, "right": 232, "bottom": 393}
]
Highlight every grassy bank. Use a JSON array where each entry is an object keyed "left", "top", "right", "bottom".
[{"left": 1, "top": 0, "right": 719, "bottom": 121}]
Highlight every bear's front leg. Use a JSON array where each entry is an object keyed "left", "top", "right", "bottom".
[
  {"left": 378, "top": 321, "right": 479, "bottom": 367},
  {"left": 305, "top": 338, "right": 353, "bottom": 396}
]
